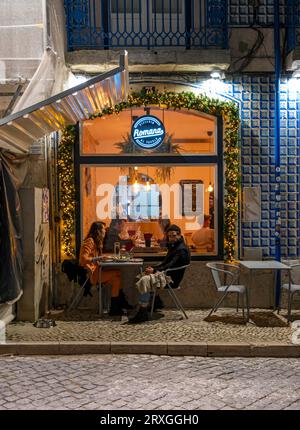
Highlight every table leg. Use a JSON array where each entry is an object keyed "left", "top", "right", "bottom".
[
  {"left": 98, "top": 266, "right": 103, "bottom": 317},
  {"left": 273, "top": 269, "right": 279, "bottom": 311},
  {"left": 247, "top": 269, "right": 252, "bottom": 322}
]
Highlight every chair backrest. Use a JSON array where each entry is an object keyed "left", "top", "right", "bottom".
[
  {"left": 290, "top": 263, "right": 300, "bottom": 284},
  {"left": 206, "top": 262, "right": 240, "bottom": 290},
  {"left": 164, "top": 264, "right": 190, "bottom": 288},
  {"left": 165, "top": 264, "right": 190, "bottom": 273}
]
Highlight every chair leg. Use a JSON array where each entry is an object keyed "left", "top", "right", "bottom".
[
  {"left": 150, "top": 289, "right": 156, "bottom": 318},
  {"left": 166, "top": 286, "right": 188, "bottom": 319},
  {"left": 236, "top": 292, "right": 239, "bottom": 313},
  {"left": 207, "top": 291, "right": 229, "bottom": 318},
  {"left": 67, "top": 278, "right": 89, "bottom": 312},
  {"left": 277, "top": 287, "right": 282, "bottom": 314},
  {"left": 287, "top": 292, "right": 294, "bottom": 322},
  {"left": 242, "top": 293, "right": 245, "bottom": 319},
  {"left": 245, "top": 287, "right": 250, "bottom": 322}
]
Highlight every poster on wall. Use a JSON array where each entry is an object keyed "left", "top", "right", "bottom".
[
  {"left": 42, "top": 188, "right": 49, "bottom": 224},
  {"left": 180, "top": 180, "right": 204, "bottom": 217},
  {"left": 243, "top": 186, "right": 261, "bottom": 222}
]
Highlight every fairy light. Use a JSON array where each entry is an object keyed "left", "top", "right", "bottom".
[{"left": 207, "top": 182, "right": 214, "bottom": 193}]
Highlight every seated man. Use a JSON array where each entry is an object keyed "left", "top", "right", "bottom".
[
  {"left": 191, "top": 214, "right": 214, "bottom": 252},
  {"left": 128, "top": 224, "right": 190, "bottom": 324}
]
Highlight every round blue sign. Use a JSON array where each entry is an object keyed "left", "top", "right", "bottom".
[{"left": 131, "top": 115, "right": 165, "bottom": 150}]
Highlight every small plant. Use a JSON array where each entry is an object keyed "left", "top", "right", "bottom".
[{"left": 115, "top": 132, "right": 182, "bottom": 182}]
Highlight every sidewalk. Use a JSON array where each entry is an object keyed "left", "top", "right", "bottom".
[{"left": 1, "top": 308, "right": 300, "bottom": 357}]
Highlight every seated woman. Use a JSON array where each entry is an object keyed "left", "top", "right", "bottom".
[{"left": 79, "top": 221, "right": 131, "bottom": 316}]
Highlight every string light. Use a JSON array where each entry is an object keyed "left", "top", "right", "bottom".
[
  {"left": 62, "top": 90, "right": 240, "bottom": 261},
  {"left": 207, "top": 182, "right": 214, "bottom": 193},
  {"left": 146, "top": 180, "right": 151, "bottom": 192},
  {"left": 58, "top": 126, "right": 76, "bottom": 257}
]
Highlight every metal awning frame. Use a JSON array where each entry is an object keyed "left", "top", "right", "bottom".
[{"left": 0, "top": 51, "right": 129, "bottom": 153}]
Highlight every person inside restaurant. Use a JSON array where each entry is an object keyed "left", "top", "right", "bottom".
[
  {"left": 79, "top": 221, "right": 132, "bottom": 316},
  {"left": 191, "top": 214, "right": 214, "bottom": 252}
]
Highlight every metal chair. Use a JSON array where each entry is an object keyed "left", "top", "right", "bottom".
[
  {"left": 278, "top": 263, "right": 300, "bottom": 321},
  {"left": 67, "top": 269, "right": 110, "bottom": 314},
  {"left": 150, "top": 264, "right": 190, "bottom": 320},
  {"left": 206, "top": 262, "right": 249, "bottom": 320}
]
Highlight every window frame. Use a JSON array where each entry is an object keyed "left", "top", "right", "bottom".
[{"left": 74, "top": 115, "right": 224, "bottom": 261}]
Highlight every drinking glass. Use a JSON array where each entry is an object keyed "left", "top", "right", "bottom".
[{"left": 114, "top": 241, "right": 120, "bottom": 258}]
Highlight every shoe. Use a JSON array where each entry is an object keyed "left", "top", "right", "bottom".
[
  {"left": 108, "top": 297, "right": 124, "bottom": 316},
  {"left": 153, "top": 295, "right": 164, "bottom": 310},
  {"left": 118, "top": 289, "right": 134, "bottom": 310},
  {"left": 128, "top": 307, "right": 148, "bottom": 324},
  {"left": 83, "top": 287, "right": 93, "bottom": 297}
]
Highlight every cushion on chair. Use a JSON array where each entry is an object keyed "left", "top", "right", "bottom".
[
  {"left": 282, "top": 283, "right": 300, "bottom": 293},
  {"left": 218, "top": 285, "right": 246, "bottom": 293}
]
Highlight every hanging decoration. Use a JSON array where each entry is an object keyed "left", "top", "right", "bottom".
[
  {"left": 58, "top": 90, "right": 240, "bottom": 260},
  {"left": 57, "top": 126, "right": 76, "bottom": 257}
]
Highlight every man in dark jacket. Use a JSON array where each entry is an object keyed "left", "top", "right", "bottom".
[
  {"left": 152, "top": 224, "right": 190, "bottom": 288},
  {"left": 129, "top": 224, "right": 190, "bottom": 323}
]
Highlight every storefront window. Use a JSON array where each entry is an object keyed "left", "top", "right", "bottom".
[
  {"left": 77, "top": 105, "right": 222, "bottom": 258},
  {"left": 81, "top": 165, "right": 217, "bottom": 256},
  {"left": 81, "top": 108, "right": 216, "bottom": 156}
]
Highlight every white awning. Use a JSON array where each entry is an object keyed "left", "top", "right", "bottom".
[{"left": 0, "top": 52, "right": 129, "bottom": 153}]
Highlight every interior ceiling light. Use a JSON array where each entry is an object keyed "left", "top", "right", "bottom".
[{"left": 207, "top": 182, "right": 214, "bottom": 193}]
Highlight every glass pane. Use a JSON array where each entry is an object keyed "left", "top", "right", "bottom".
[
  {"left": 152, "top": 0, "right": 182, "bottom": 13},
  {"left": 81, "top": 107, "right": 216, "bottom": 155},
  {"left": 111, "top": 0, "right": 140, "bottom": 13},
  {"left": 81, "top": 164, "right": 217, "bottom": 256}
]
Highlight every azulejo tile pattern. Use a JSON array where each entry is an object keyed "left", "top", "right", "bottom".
[
  {"left": 185, "top": 73, "right": 300, "bottom": 258},
  {"left": 228, "top": 0, "right": 286, "bottom": 26},
  {"left": 229, "top": 75, "right": 300, "bottom": 258}
]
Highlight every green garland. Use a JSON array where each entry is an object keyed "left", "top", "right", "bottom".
[
  {"left": 58, "top": 126, "right": 76, "bottom": 257},
  {"left": 59, "top": 90, "right": 240, "bottom": 260}
]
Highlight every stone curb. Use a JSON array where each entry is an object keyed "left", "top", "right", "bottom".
[{"left": 0, "top": 342, "right": 300, "bottom": 357}]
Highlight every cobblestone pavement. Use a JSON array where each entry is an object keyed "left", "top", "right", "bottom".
[
  {"left": 6, "top": 309, "right": 296, "bottom": 344},
  {"left": 1, "top": 355, "right": 300, "bottom": 410}
]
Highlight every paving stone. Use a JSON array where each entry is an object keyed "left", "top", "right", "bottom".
[
  {"left": 1, "top": 355, "right": 300, "bottom": 409},
  {"left": 6, "top": 309, "right": 293, "bottom": 345}
]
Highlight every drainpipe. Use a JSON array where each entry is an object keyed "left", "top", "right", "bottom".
[{"left": 274, "top": 0, "right": 281, "bottom": 305}]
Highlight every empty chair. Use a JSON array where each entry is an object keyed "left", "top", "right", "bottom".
[
  {"left": 150, "top": 264, "right": 190, "bottom": 320},
  {"left": 278, "top": 263, "right": 300, "bottom": 321},
  {"left": 206, "top": 262, "right": 249, "bottom": 320}
]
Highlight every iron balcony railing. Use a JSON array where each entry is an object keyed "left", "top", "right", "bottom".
[{"left": 64, "top": 0, "right": 228, "bottom": 50}]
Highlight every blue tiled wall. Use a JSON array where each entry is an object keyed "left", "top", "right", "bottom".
[{"left": 226, "top": 75, "right": 300, "bottom": 258}]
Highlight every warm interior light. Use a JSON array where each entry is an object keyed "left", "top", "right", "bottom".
[
  {"left": 207, "top": 182, "right": 214, "bottom": 193},
  {"left": 146, "top": 181, "right": 151, "bottom": 192},
  {"left": 134, "top": 166, "right": 138, "bottom": 171},
  {"left": 133, "top": 180, "right": 140, "bottom": 192}
]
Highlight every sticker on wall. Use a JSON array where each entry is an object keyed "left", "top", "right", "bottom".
[{"left": 131, "top": 115, "right": 165, "bottom": 150}]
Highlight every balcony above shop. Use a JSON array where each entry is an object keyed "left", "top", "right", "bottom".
[
  {"left": 64, "top": 0, "right": 230, "bottom": 73},
  {"left": 66, "top": 47, "right": 230, "bottom": 73}
]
